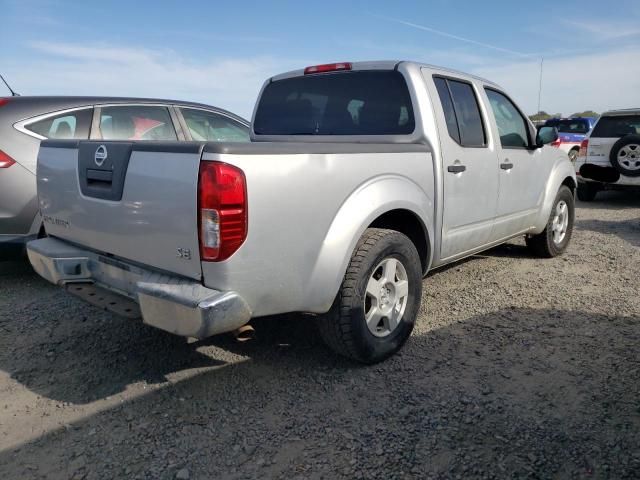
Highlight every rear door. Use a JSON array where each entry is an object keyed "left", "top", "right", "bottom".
[
  {"left": 483, "top": 88, "right": 548, "bottom": 237},
  {"left": 427, "top": 73, "right": 500, "bottom": 259},
  {"left": 37, "top": 141, "right": 204, "bottom": 279}
]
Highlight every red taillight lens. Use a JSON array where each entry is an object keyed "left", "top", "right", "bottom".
[
  {"left": 304, "top": 62, "right": 352, "bottom": 75},
  {"left": 578, "top": 139, "right": 589, "bottom": 157},
  {"left": 550, "top": 138, "right": 561, "bottom": 147},
  {"left": 0, "top": 98, "right": 10, "bottom": 108},
  {"left": 0, "top": 150, "right": 16, "bottom": 168},
  {"left": 198, "top": 161, "right": 247, "bottom": 261}
]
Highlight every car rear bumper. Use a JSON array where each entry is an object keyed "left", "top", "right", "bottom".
[
  {"left": 578, "top": 162, "right": 640, "bottom": 186},
  {"left": 26, "top": 237, "right": 252, "bottom": 339}
]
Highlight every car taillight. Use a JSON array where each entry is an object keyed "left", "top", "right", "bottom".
[
  {"left": 0, "top": 150, "right": 16, "bottom": 168},
  {"left": 551, "top": 138, "right": 561, "bottom": 147},
  {"left": 304, "top": 62, "right": 352, "bottom": 75},
  {"left": 578, "top": 139, "right": 589, "bottom": 157},
  {"left": 0, "top": 98, "right": 10, "bottom": 108},
  {"left": 198, "top": 161, "right": 247, "bottom": 262}
]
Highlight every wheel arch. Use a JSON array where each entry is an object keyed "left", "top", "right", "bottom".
[
  {"left": 532, "top": 161, "right": 577, "bottom": 234},
  {"left": 303, "top": 175, "right": 434, "bottom": 313}
]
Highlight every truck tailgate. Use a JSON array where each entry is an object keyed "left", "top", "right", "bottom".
[{"left": 37, "top": 141, "right": 204, "bottom": 280}]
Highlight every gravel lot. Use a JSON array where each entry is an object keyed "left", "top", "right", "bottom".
[{"left": 1, "top": 190, "right": 639, "bottom": 480}]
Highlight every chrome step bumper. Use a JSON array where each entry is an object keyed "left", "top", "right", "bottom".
[{"left": 27, "top": 237, "right": 252, "bottom": 339}]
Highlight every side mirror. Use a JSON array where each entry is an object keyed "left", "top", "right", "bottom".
[{"left": 536, "top": 126, "right": 558, "bottom": 147}]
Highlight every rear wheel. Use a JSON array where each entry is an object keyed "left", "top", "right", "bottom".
[
  {"left": 317, "top": 228, "right": 422, "bottom": 364},
  {"left": 526, "top": 186, "right": 574, "bottom": 258},
  {"left": 577, "top": 182, "right": 599, "bottom": 202}
]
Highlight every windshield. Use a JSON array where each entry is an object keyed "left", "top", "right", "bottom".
[
  {"left": 591, "top": 115, "right": 640, "bottom": 138},
  {"left": 254, "top": 71, "right": 415, "bottom": 135},
  {"left": 554, "top": 119, "right": 590, "bottom": 134}
]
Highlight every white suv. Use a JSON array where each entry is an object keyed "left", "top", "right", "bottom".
[{"left": 575, "top": 108, "right": 640, "bottom": 201}]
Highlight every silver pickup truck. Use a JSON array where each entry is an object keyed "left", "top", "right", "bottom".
[{"left": 27, "top": 61, "right": 576, "bottom": 363}]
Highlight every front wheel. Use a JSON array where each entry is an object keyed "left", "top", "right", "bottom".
[
  {"left": 525, "top": 185, "right": 574, "bottom": 258},
  {"left": 317, "top": 228, "right": 422, "bottom": 364}
]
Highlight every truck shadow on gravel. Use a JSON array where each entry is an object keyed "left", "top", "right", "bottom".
[
  {"left": 575, "top": 217, "right": 640, "bottom": 248},
  {"left": 577, "top": 188, "right": 640, "bottom": 210},
  {"left": 0, "top": 306, "right": 638, "bottom": 479}
]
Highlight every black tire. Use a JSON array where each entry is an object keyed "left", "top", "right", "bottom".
[
  {"left": 317, "top": 228, "right": 422, "bottom": 364},
  {"left": 577, "top": 182, "right": 599, "bottom": 202},
  {"left": 610, "top": 135, "right": 640, "bottom": 177},
  {"left": 526, "top": 186, "right": 574, "bottom": 257}
]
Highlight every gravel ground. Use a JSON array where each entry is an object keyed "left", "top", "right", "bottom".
[{"left": 0, "top": 190, "right": 639, "bottom": 480}]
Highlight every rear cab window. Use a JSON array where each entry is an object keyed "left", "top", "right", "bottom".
[
  {"left": 591, "top": 115, "right": 640, "bottom": 138},
  {"left": 25, "top": 108, "right": 93, "bottom": 139},
  {"left": 98, "top": 105, "right": 177, "bottom": 140},
  {"left": 254, "top": 70, "right": 415, "bottom": 135}
]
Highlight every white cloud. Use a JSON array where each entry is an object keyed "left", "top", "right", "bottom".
[
  {"left": 473, "top": 48, "right": 640, "bottom": 115},
  {"left": 563, "top": 19, "right": 640, "bottom": 40},
  {"left": 5, "top": 42, "right": 300, "bottom": 119}
]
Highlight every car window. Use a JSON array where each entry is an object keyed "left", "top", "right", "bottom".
[
  {"left": 433, "top": 76, "right": 485, "bottom": 147},
  {"left": 485, "top": 89, "right": 530, "bottom": 148},
  {"left": 554, "top": 119, "right": 590, "bottom": 134},
  {"left": 180, "top": 108, "right": 249, "bottom": 142},
  {"left": 591, "top": 115, "right": 640, "bottom": 138},
  {"left": 25, "top": 108, "right": 92, "bottom": 139},
  {"left": 254, "top": 71, "right": 415, "bottom": 135},
  {"left": 99, "top": 106, "right": 177, "bottom": 140}
]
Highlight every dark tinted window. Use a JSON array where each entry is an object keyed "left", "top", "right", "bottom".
[
  {"left": 485, "top": 89, "right": 530, "bottom": 148},
  {"left": 553, "top": 119, "right": 590, "bottom": 134},
  {"left": 434, "top": 77, "right": 460, "bottom": 144},
  {"left": 591, "top": 115, "right": 640, "bottom": 137},
  {"left": 180, "top": 108, "right": 249, "bottom": 142},
  {"left": 99, "top": 106, "right": 177, "bottom": 140},
  {"left": 433, "top": 76, "right": 485, "bottom": 147},
  {"left": 254, "top": 71, "right": 415, "bottom": 135},
  {"left": 26, "top": 108, "right": 92, "bottom": 139}
]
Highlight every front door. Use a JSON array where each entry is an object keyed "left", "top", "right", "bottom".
[
  {"left": 427, "top": 73, "right": 500, "bottom": 260},
  {"left": 483, "top": 88, "right": 548, "bottom": 238}
]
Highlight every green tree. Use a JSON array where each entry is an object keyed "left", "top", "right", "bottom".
[{"left": 570, "top": 110, "right": 599, "bottom": 118}]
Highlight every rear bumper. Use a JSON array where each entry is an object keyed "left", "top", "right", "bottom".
[
  {"left": 26, "top": 237, "right": 252, "bottom": 339},
  {"left": 578, "top": 162, "right": 640, "bottom": 186}
]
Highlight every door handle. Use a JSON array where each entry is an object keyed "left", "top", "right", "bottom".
[
  {"left": 500, "top": 162, "right": 514, "bottom": 170},
  {"left": 447, "top": 164, "right": 466, "bottom": 173}
]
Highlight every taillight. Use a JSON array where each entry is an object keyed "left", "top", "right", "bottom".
[
  {"left": 0, "top": 150, "right": 16, "bottom": 168},
  {"left": 0, "top": 98, "right": 10, "bottom": 108},
  {"left": 551, "top": 138, "right": 561, "bottom": 147},
  {"left": 304, "top": 62, "right": 352, "bottom": 75},
  {"left": 198, "top": 161, "right": 247, "bottom": 261},
  {"left": 578, "top": 139, "right": 589, "bottom": 157}
]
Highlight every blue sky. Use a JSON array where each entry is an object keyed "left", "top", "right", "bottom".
[{"left": 1, "top": 0, "right": 639, "bottom": 118}]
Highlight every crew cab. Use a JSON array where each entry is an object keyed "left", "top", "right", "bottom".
[
  {"left": 27, "top": 61, "right": 576, "bottom": 363},
  {"left": 575, "top": 108, "right": 640, "bottom": 201}
]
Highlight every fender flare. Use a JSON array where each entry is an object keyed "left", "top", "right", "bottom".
[
  {"left": 303, "top": 175, "right": 434, "bottom": 313},
  {"left": 532, "top": 160, "right": 577, "bottom": 233}
]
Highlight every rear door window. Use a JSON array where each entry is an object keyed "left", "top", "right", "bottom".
[
  {"left": 98, "top": 106, "right": 177, "bottom": 140},
  {"left": 25, "top": 108, "right": 93, "bottom": 139},
  {"left": 433, "top": 76, "right": 486, "bottom": 147},
  {"left": 180, "top": 108, "right": 249, "bottom": 142},
  {"left": 554, "top": 119, "right": 590, "bottom": 134},
  {"left": 254, "top": 71, "right": 415, "bottom": 135},
  {"left": 591, "top": 115, "right": 640, "bottom": 137}
]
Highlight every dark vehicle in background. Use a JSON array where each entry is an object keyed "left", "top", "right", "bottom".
[
  {"left": 575, "top": 108, "right": 640, "bottom": 201},
  {"left": 543, "top": 117, "right": 597, "bottom": 162},
  {"left": 0, "top": 96, "right": 249, "bottom": 254}
]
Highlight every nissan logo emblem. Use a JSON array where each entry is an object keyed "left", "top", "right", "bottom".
[{"left": 94, "top": 145, "right": 108, "bottom": 167}]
